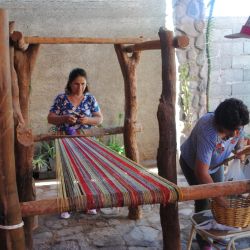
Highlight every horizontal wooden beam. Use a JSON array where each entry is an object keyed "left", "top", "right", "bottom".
[
  {"left": 123, "top": 36, "right": 189, "bottom": 53},
  {"left": 20, "top": 180, "right": 250, "bottom": 217},
  {"left": 33, "top": 124, "right": 142, "bottom": 142},
  {"left": 179, "top": 180, "right": 250, "bottom": 201},
  {"left": 124, "top": 40, "right": 160, "bottom": 52},
  {"left": 22, "top": 36, "right": 148, "bottom": 45}
]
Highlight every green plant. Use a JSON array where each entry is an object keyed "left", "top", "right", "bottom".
[
  {"left": 32, "top": 153, "right": 48, "bottom": 172},
  {"left": 32, "top": 141, "right": 55, "bottom": 171},
  {"left": 107, "top": 140, "right": 125, "bottom": 155},
  {"left": 41, "top": 141, "right": 56, "bottom": 159},
  {"left": 107, "top": 113, "right": 125, "bottom": 155},
  {"left": 179, "top": 64, "right": 192, "bottom": 128}
]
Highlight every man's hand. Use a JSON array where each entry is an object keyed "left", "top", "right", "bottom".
[
  {"left": 214, "top": 196, "right": 229, "bottom": 208},
  {"left": 235, "top": 149, "right": 246, "bottom": 163}
]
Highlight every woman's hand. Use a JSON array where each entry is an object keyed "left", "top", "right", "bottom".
[
  {"left": 63, "top": 115, "right": 77, "bottom": 125},
  {"left": 78, "top": 116, "right": 90, "bottom": 125}
]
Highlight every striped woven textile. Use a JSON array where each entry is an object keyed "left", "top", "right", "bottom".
[{"left": 55, "top": 137, "right": 180, "bottom": 212}]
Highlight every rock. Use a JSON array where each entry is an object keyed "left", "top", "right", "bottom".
[
  {"left": 45, "top": 218, "right": 68, "bottom": 229},
  {"left": 178, "top": 16, "right": 200, "bottom": 37},
  {"left": 199, "top": 94, "right": 207, "bottom": 106},
  {"left": 51, "top": 240, "right": 80, "bottom": 250},
  {"left": 187, "top": 49, "right": 196, "bottom": 60},
  {"left": 174, "top": 3, "right": 186, "bottom": 23},
  {"left": 199, "top": 65, "right": 207, "bottom": 79},
  {"left": 93, "top": 234, "right": 125, "bottom": 247},
  {"left": 56, "top": 226, "right": 83, "bottom": 237},
  {"left": 186, "top": 0, "right": 204, "bottom": 20},
  {"left": 195, "top": 34, "right": 205, "bottom": 50},
  {"left": 108, "top": 219, "right": 121, "bottom": 226},
  {"left": 100, "top": 207, "right": 121, "bottom": 215},
  {"left": 33, "top": 244, "right": 51, "bottom": 250},
  {"left": 196, "top": 51, "right": 205, "bottom": 66},
  {"left": 33, "top": 231, "right": 53, "bottom": 241},
  {"left": 123, "top": 226, "right": 160, "bottom": 247},
  {"left": 194, "top": 20, "right": 205, "bottom": 32}
]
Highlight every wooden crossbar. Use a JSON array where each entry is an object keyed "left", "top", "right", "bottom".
[
  {"left": 33, "top": 124, "right": 142, "bottom": 142},
  {"left": 20, "top": 180, "right": 250, "bottom": 217},
  {"left": 123, "top": 35, "right": 189, "bottom": 52},
  {"left": 23, "top": 36, "right": 148, "bottom": 44}
]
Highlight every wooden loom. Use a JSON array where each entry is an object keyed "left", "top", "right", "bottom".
[{"left": 1, "top": 8, "right": 250, "bottom": 250}]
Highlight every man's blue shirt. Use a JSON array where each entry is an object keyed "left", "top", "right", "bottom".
[{"left": 180, "top": 113, "right": 243, "bottom": 173}]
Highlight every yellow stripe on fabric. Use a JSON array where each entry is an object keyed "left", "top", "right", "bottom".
[
  {"left": 81, "top": 137, "right": 177, "bottom": 202},
  {"left": 57, "top": 139, "right": 87, "bottom": 211},
  {"left": 86, "top": 137, "right": 181, "bottom": 202},
  {"left": 74, "top": 138, "right": 156, "bottom": 205},
  {"left": 54, "top": 136, "right": 180, "bottom": 211}
]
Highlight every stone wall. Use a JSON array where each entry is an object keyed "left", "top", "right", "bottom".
[
  {"left": 173, "top": 0, "right": 207, "bottom": 142},
  {"left": 0, "top": 0, "right": 166, "bottom": 161},
  {"left": 209, "top": 16, "right": 250, "bottom": 134},
  {"left": 174, "top": 2, "right": 250, "bottom": 139}
]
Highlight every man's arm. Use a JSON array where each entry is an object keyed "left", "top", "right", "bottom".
[
  {"left": 194, "top": 159, "right": 228, "bottom": 207},
  {"left": 194, "top": 159, "right": 213, "bottom": 184}
]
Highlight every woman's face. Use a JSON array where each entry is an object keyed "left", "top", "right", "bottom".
[{"left": 70, "top": 76, "right": 87, "bottom": 95}]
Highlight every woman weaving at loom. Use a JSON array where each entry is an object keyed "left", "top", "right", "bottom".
[
  {"left": 48, "top": 67, "right": 103, "bottom": 218},
  {"left": 180, "top": 98, "right": 249, "bottom": 250}
]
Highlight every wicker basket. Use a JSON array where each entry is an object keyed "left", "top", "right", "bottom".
[{"left": 211, "top": 195, "right": 250, "bottom": 228}]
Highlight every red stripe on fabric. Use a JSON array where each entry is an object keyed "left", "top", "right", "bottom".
[
  {"left": 84, "top": 137, "right": 170, "bottom": 202},
  {"left": 83, "top": 137, "right": 169, "bottom": 203},
  {"left": 71, "top": 138, "right": 126, "bottom": 207},
  {"left": 73, "top": 138, "right": 140, "bottom": 206},
  {"left": 77, "top": 137, "right": 148, "bottom": 204},
  {"left": 61, "top": 139, "right": 96, "bottom": 209}
]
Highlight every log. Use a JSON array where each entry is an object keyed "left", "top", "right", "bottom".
[
  {"left": 10, "top": 31, "right": 29, "bottom": 51},
  {"left": 14, "top": 42, "right": 40, "bottom": 249},
  {"left": 179, "top": 180, "right": 250, "bottom": 201},
  {"left": 123, "top": 36, "right": 189, "bottom": 53},
  {"left": 173, "top": 35, "right": 189, "bottom": 49},
  {"left": 19, "top": 180, "right": 250, "bottom": 217},
  {"left": 21, "top": 36, "right": 146, "bottom": 44},
  {"left": 9, "top": 24, "right": 25, "bottom": 127},
  {"left": 124, "top": 40, "right": 160, "bottom": 52},
  {"left": 34, "top": 124, "right": 143, "bottom": 142},
  {"left": 114, "top": 44, "right": 141, "bottom": 220},
  {"left": 157, "top": 27, "right": 180, "bottom": 250},
  {"left": 0, "top": 9, "right": 26, "bottom": 250}
]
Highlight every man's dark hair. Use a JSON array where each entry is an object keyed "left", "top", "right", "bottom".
[{"left": 214, "top": 98, "right": 249, "bottom": 131}]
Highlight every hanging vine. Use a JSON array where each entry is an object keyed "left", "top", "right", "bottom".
[
  {"left": 205, "top": 0, "right": 216, "bottom": 111},
  {"left": 179, "top": 64, "right": 192, "bottom": 128}
]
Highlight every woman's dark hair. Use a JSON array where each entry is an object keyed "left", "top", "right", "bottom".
[
  {"left": 65, "top": 68, "right": 89, "bottom": 94},
  {"left": 214, "top": 98, "right": 249, "bottom": 131}
]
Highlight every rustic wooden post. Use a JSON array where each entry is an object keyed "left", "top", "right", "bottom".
[
  {"left": 13, "top": 35, "right": 40, "bottom": 249},
  {"left": 114, "top": 44, "right": 141, "bottom": 219},
  {"left": 9, "top": 23, "right": 25, "bottom": 127},
  {"left": 157, "top": 27, "right": 181, "bottom": 250},
  {"left": 0, "top": 9, "right": 26, "bottom": 250}
]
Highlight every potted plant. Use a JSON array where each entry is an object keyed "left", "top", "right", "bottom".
[{"left": 32, "top": 141, "right": 56, "bottom": 180}]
